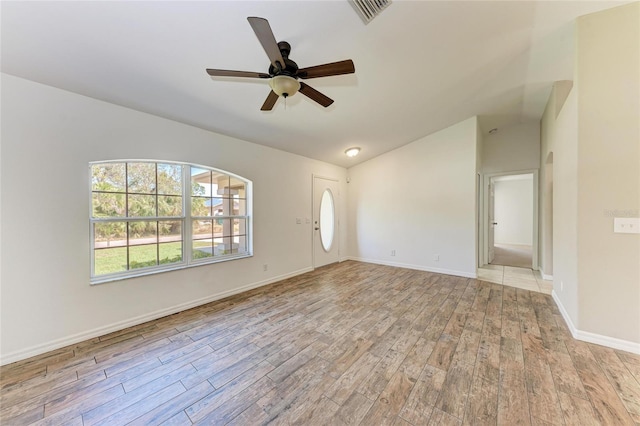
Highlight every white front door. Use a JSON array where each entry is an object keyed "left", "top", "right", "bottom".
[{"left": 313, "top": 176, "right": 339, "bottom": 268}]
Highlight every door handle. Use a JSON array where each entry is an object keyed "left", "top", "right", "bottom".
[
  {"left": 314, "top": 227, "right": 320, "bottom": 231},
  {"left": 492, "top": 222, "right": 498, "bottom": 225}
]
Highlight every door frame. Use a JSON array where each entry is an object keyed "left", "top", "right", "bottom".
[
  {"left": 480, "top": 169, "right": 539, "bottom": 270},
  {"left": 312, "top": 174, "right": 340, "bottom": 269}
]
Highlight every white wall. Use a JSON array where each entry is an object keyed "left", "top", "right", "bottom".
[
  {"left": 541, "top": 83, "right": 579, "bottom": 325},
  {"left": 481, "top": 121, "right": 540, "bottom": 268},
  {"left": 541, "top": 2, "right": 640, "bottom": 351},
  {"left": 575, "top": 3, "right": 639, "bottom": 345},
  {"left": 482, "top": 122, "right": 540, "bottom": 174},
  {"left": 540, "top": 81, "right": 571, "bottom": 279},
  {"left": 493, "top": 177, "right": 533, "bottom": 245},
  {"left": 476, "top": 121, "right": 484, "bottom": 270},
  {"left": 0, "top": 74, "right": 347, "bottom": 364},
  {"left": 346, "top": 117, "right": 478, "bottom": 278}
]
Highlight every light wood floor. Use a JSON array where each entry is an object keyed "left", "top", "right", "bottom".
[{"left": 2, "top": 261, "right": 640, "bottom": 425}]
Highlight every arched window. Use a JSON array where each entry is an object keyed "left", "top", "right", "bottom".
[{"left": 90, "top": 160, "right": 251, "bottom": 283}]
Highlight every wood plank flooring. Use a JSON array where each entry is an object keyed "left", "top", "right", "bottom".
[{"left": 1, "top": 261, "right": 639, "bottom": 425}]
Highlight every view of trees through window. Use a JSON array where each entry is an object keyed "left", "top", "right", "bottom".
[{"left": 91, "top": 161, "right": 250, "bottom": 282}]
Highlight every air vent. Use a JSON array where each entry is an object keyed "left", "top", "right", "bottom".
[{"left": 350, "top": 0, "right": 392, "bottom": 24}]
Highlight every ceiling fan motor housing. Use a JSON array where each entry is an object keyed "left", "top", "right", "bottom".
[{"left": 269, "top": 41, "right": 299, "bottom": 77}]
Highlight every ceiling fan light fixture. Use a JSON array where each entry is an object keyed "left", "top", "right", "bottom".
[
  {"left": 345, "top": 147, "right": 361, "bottom": 157},
  {"left": 269, "top": 75, "right": 300, "bottom": 97}
]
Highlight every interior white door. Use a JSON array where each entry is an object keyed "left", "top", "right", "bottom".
[
  {"left": 488, "top": 180, "right": 496, "bottom": 263},
  {"left": 313, "top": 176, "right": 339, "bottom": 268}
]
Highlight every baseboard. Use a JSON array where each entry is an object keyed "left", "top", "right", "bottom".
[
  {"left": 552, "top": 290, "right": 579, "bottom": 336},
  {"left": 538, "top": 268, "right": 553, "bottom": 281},
  {"left": 0, "top": 267, "right": 313, "bottom": 366},
  {"left": 552, "top": 290, "right": 640, "bottom": 355},
  {"left": 574, "top": 329, "right": 640, "bottom": 355},
  {"left": 345, "top": 256, "right": 477, "bottom": 279}
]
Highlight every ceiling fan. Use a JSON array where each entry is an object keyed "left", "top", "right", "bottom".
[{"left": 206, "top": 17, "right": 355, "bottom": 111}]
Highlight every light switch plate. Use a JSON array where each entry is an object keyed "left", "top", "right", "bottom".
[{"left": 614, "top": 217, "right": 640, "bottom": 234}]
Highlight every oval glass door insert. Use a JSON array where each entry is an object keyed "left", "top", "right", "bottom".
[{"left": 319, "top": 189, "right": 335, "bottom": 252}]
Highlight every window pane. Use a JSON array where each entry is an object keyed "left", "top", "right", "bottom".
[
  {"left": 128, "top": 163, "right": 156, "bottom": 194},
  {"left": 157, "top": 164, "right": 182, "bottom": 195},
  {"left": 92, "top": 163, "right": 125, "bottom": 192},
  {"left": 233, "top": 237, "right": 248, "bottom": 254},
  {"left": 92, "top": 193, "right": 125, "bottom": 218},
  {"left": 94, "top": 247, "right": 127, "bottom": 275},
  {"left": 191, "top": 168, "right": 211, "bottom": 196},
  {"left": 214, "top": 218, "right": 231, "bottom": 237},
  {"left": 211, "top": 198, "right": 226, "bottom": 216},
  {"left": 212, "top": 172, "right": 229, "bottom": 196},
  {"left": 159, "top": 221, "right": 182, "bottom": 242},
  {"left": 213, "top": 237, "right": 228, "bottom": 255},
  {"left": 234, "top": 218, "right": 246, "bottom": 236},
  {"left": 191, "top": 196, "right": 210, "bottom": 217},
  {"left": 192, "top": 240, "right": 212, "bottom": 259},
  {"left": 129, "top": 244, "right": 158, "bottom": 269},
  {"left": 159, "top": 222, "right": 182, "bottom": 264},
  {"left": 320, "top": 189, "right": 335, "bottom": 252},
  {"left": 128, "top": 194, "right": 156, "bottom": 217},
  {"left": 94, "top": 222, "right": 127, "bottom": 248},
  {"left": 159, "top": 242, "right": 182, "bottom": 265},
  {"left": 129, "top": 221, "right": 157, "bottom": 246},
  {"left": 232, "top": 198, "right": 246, "bottom": 216},
  {"left": 193, "top": 219, "right": 212, "bottom": 240},
  {"left": 213, "top": 218, "right": 225, "bottom": 238},
  {"left": 230, "top": 177, "right": 246, "bottom": 197},
  {"left": 158, "top": 195, "right": 182, "bottom": 217}
]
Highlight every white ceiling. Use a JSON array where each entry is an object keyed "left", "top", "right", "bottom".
[{"left": 1, "top": 1, "right": 629, "bottom": 167}]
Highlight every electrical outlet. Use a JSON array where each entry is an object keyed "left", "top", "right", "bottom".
[
  {"left": 391, "top": 250, "right": 396, "bottom": 256},
  {"left": 296, "top": 218, "right": 302, "bottom": 224},
  {"left": 614, "top": 217, "right": 640, "bottom": 233},
  {"left": 263, "top": 264, "right": 268, "bottom": 272},
  {"left": 433, "top": 254, "right": 440, "bottom": 261}
]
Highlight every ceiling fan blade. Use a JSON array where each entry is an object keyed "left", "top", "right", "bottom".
[
  {"left": 261, "top": 90, "right": 279, "bottom": 111},
  {"left": 297, "top": 60, "right": 355, "bottom": 79},
  {"left": 247, "top": 17, "right": 286, "bottom": 71},
  {"left": 299, "top": 82, "right": 334, "bottom": 107},
  {"left": 206, "top": 69, "right": 270, "bottom": 79}
]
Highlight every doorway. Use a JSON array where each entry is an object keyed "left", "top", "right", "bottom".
[
  {"left": 481, "top": 170, "right": 538, "bottom": 270},
  {"left": 491, "top": 174, "right": 534, "bottom": 268},
  {"left": 312, "top": 176, "right": 340, "bottom": 268}
]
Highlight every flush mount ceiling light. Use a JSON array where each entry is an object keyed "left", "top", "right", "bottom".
[
  {"left": 269, "top": 75, "right": 301, "bottom": 98},
  {"left": 345, "top": 147, "right": 361, "bottom": 157}
]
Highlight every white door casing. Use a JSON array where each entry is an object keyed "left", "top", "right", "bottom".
[{"left": 488, "top": 180, "right": 496, "bottom": 263}]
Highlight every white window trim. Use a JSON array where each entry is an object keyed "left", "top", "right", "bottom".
[{"left": 89, "top": 160, "right": 253, "bottom": 285}]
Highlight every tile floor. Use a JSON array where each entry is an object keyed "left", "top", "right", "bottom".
[{"left": 477, "top": 264, "right": 553, "bottom": 295}]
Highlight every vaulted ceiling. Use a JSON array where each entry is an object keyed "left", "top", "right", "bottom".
[{"left": 1, "top": 1, "right": 629, "bottom": 167}]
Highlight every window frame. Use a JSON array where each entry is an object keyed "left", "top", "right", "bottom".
[{"left": 89, "top": 160, "right": 252, "bottom": 284}]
